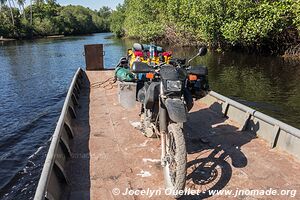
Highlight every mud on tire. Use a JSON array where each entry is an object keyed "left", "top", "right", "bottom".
[{"left": 163, "top": 123, "right": 187, "bottom": 198}]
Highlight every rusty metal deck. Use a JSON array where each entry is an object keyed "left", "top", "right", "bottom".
[{"left": 66, "top": 70, "right": 300, "bottom": 200}]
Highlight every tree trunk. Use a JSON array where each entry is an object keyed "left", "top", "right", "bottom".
[
  {"left": 30, "top": 0, "right": 33, "bottom": 25},
  {"left": 8, "top": 0, "right": 15, "bottom": 26},
  {"left": 18, "top": 4, "right": 22, "bottom": 16},
  {"left": 22, "top": 4, "right": 25, "bottom": 19}
]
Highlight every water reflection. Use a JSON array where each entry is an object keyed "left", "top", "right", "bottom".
[{"left": 193, "top": 50, "right": 300, "bottom": 128}]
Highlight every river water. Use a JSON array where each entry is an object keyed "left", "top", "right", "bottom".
[{"left": 0, "top": 33, "right": 299, "bottom": 199}]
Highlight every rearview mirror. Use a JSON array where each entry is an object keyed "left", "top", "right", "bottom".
[
  {"left": 198, "top": 47, "right": 207, "bottom": 56},
  {"left": 187, "top": 46, "right": 208, "bottom": 64}
]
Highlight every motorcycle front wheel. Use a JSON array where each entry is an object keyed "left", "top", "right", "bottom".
[{"left": 163, "top": 123, "right": 187, "bottom": 198}]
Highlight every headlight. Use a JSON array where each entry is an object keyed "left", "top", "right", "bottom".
[{"left": 166, "top": 80, "right": 182, "bottom": 92}]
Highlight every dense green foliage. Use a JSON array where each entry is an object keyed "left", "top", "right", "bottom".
[
  {"left": 1, "top": 0, "right": 299, "bottom": 53},
  {"left": 109, "top": 3, "right": 126, "bottom": 37},
  {"left": 0, "top": 0, "right": 111, "bottom": 38},
  {"left": 110, "top": 0, "right": 300, "bottom": 53}
]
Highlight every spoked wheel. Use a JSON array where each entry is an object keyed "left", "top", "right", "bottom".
[
  {"left": 185, "top": 157, "right": 232, "bottom": 198},
  {"left": 163, "top": 123, "right": 187, "bottom": 198}
]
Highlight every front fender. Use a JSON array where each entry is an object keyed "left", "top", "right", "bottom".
[{"left": 165, "top": 98, "right": 187, "bottom": 123}]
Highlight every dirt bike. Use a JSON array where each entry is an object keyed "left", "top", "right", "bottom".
[{"left": 131, "top": 47, "right": 208, "bottom": 198}]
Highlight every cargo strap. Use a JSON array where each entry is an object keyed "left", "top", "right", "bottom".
[{"left": 90, "top": 77, "right": 117, "bottom": 89}]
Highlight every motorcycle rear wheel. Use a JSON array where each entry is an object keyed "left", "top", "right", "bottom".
[{"left": 163, "top": 123, "right": 187, "bottom": 198}]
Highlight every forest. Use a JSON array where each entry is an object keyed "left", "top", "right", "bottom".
[
  {"left": 110, "top": 0, "right": 300, "bottom": 54},
  {"left": 0, "top": 0, "right": 111, "bottom": 38},
  {"left": 1, "top": 0, "right": 300, "bottom": 54}
]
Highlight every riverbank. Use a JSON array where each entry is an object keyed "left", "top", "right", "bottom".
[
  {"left": 111, "top": 0, "right": 300, "bottom": 57},
  {"left": 0, "top": 3, "right": 111, "bottom": 41},
  {"left": 46, "top": 35, "right": 65, "bottom": 38},
  {"left": 0, "top": 37, "right": 16, "bottom": 41},
  {"left": 0, "top": 35, "right": 63, "bottom": 42},
  {"left": 120, "top": 34, "right": 300, "bottom": 58},
  {"left": 284, "top": 44, "right": 300, "bottom": 58},
  {"left": 0, "top": 33, "right": 105, "bottom": 43}
]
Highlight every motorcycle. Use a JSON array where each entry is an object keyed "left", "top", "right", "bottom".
[{"left": 131, "top": 47, "right": 209, "bottom": 198}]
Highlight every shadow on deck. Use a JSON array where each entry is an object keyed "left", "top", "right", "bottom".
[{"left": 181, "top": 102, "right": 257, "bottom": 199}]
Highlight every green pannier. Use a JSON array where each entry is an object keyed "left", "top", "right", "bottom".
[{"left": 115, "top": 66, "right": 135, "bottom": 82}]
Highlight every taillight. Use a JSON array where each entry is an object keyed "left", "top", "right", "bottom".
[
  {"left": 146, "top": 73, "right": 154, "bottom": 79},
  {"left": 188, "top": 74, "right": 198, "bottom": 81}
]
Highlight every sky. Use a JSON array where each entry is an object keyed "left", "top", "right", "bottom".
[{"left": 56, "top": 0, "right": 123, "bottom": 10}]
